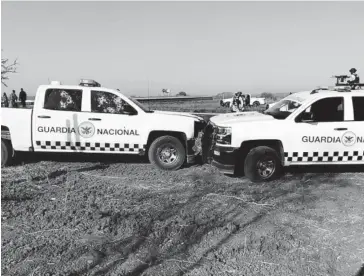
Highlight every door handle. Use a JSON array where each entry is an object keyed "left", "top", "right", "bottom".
[
  {"left": 88, "top": 118, "right": 101, "bottom": 121},
  {"left": 38, "top": 115, "right": 51, "bottom": 119},
  {"left": 334, "top": 128, "right": 348, "bottom": 131}
]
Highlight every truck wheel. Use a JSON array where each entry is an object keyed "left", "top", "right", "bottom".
[
  {"left": 148, "top": 135, "right": 186, "bottom": 170},
  {"left": 253, "top": 101, "right": 260, "bottom": 107},
  {"left": 1, "top": 139, "right": 15, "bottom": 167},
  {"left": 244, "top": 146, "right": 282, "bottom": 182}
]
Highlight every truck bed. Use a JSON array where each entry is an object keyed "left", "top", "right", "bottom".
[{"left": 1, "top": 108, "right": 33, "bottom": 151}]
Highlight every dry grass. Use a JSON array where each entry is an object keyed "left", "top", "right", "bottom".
[{"left": 2, "top": 161, "right": 363, "bottom": 276}]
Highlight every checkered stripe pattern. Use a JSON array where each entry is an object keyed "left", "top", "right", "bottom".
[
  {"left": 285, "top": 151, "right": 364, "bottom": 162},
  {"left": 35, "top": 141, "right": 146, "bottom": 153}
]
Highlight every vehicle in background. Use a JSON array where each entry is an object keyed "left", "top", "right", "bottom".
[
  {"left": 1, "top": 79, "right": 206, "bottom": 170},
  {"left": 220, "top": 94, "right": 266, "bottom": 108}
]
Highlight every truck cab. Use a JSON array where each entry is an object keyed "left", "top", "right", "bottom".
[
  {"left": 1, "top": 79, "right": 206, "bottom": 170},
  {"left": 210, "top": 87, "right": 364, "bottom": 182}
]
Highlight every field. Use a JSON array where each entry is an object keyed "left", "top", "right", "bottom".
[
  {"left": 145, "top": 99, "right": 268, "bottom": 114},
  {"left": 2, "top": 99, "right": 364, "bottom": 276}
]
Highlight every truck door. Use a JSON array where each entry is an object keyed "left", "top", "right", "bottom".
[
  {"left": 32, "top": 88, "right": 84, "bottom": 152},
  {"left": 350, "top": 96, "right": 364, "bottom": 164},
  {"left": 77, "top": 90, "right": 146, "bottom": 154},
  {"left": 284, "top": 95, "right": 358, "bottom": 164}
]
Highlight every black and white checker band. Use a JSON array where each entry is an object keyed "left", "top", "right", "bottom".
[
  {"left": 35, "top": 141, "right": 146, "bottom": 153},
  {"left": 285, "top": 151, "right": 364, "bottom": 162}
]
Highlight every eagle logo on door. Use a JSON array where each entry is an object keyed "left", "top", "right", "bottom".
[
  {"left": 78, "top": 122, "right": 95, "bottom": 138},
  {"left": 341, "top": 131, "right": 356, "bottom": 147}
]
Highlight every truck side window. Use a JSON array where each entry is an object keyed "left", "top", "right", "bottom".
[
  {"left": 353, "top": 97, "right": 364, "bottom": 121},
  {"left": 91, "top": 91, "right": 136, "bottom": 115},
  {"left": 299, "top": 97, "right": 344, "bottom": 122},
  {"left": 44, "top": 89, "right": 82, "bottom": 112}
]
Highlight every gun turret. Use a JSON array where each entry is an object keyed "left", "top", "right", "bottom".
[
  {"left": 332, "top": 75, "right": 349, "bottom": 85},
  {"left": 331, "top": 74, "right": 363, "bottom": 90}
]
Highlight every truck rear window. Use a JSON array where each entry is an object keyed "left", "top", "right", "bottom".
[{"left": 44, "top": 89, "right": 82, "bottom": 111}]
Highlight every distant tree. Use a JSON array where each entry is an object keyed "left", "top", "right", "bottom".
[
  {"left": 1, "top": 54, "right": 18, "bottom": 87},
  {"left": 176, "top": 91, "right": 187, "bottom": 96}
]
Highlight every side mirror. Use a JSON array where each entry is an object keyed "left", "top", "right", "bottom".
[
  {"left": 122, "top": 105, "right": 138, "bottom": 115},
  {"left": 296, "top": 112, "right": 314, "bottom": 123}
]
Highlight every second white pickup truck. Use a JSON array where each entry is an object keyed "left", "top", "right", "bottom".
[
  {"left": 1, "top": 79, "right": 206, "bottom": 170},
  {"left": 210, "top": 86, "right": 364, "bottom": 182}
]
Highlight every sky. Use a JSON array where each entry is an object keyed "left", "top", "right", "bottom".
[{"left": 1, "top": 1, "right": 364, "bottom": 96}]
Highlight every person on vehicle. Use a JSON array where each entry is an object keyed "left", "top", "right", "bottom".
[
  {"left": 9, "top": 90, "right": 18, "bottom": 108},
  {"left": 1, "top": 92, "right": 9, "bottom": 107},
  {"left": 19, "top": 88, "right": 27, "bottom": 108},
  {"left": 347, "top": 68, "right": 360, "bottom": 88}
]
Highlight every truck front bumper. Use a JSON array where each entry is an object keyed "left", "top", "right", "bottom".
[{"left": 211, "top": 145, "right": 238, "bottom": 175}]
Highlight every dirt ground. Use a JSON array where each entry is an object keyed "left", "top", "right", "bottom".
[{"left": 2, "top": 154, "right": 364, "bottom": 276}]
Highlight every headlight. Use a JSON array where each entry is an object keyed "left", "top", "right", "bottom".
[{"left": 216, "top": 126, "right": 232, "bottom": 145}]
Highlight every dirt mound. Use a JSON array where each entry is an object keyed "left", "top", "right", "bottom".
[{"left": 2, "top": 161, "right": 364, "bottom": 276}]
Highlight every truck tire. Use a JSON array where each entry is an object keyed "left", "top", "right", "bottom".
[
  {"left": 253, "top": 101, "right": 260, "bottom": 107},
  {"left": 244, "top": 146, "right": 282, "bottom": 182},
  {"left": 148, "top": 135, "right": 186, "bottom": 171},
  {"left": 1, "top": 139, "right": 15, "bottom": 168}
]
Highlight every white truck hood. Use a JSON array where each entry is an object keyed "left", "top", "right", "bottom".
[
  {"left": 153, "top": 110, "right": 204, "bottom": 121},
  {"left": 210, "top": 111, "right": 274, "bottom": 126}
]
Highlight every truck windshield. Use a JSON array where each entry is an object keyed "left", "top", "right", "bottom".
[
  {"left": 264, "top": 99, "right": 302, "bottom": 120},
  {"left": 128, "top": 97, "right": 154, "bottom": 113}
]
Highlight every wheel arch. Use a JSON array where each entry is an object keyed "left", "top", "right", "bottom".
[
  {"left": 1, "top": 125, "right": 12, "bottom": 141},
  {"left": 234, "top": 139, "right": 284, "bottom": 175},
  {"left": 146, "top": 131, "right": 187, "bottom": 152}
]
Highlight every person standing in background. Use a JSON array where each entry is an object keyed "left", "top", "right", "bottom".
[
  {"left": 9, "top": 90, "right": 18, "bottom": 108},
  {"left": 239, "top": 94, "right": 246, "bottom": 111},
  {"left": 245, "top": 94, "right": 251, "bottom": 107},
  {"left": 2, "top": 92, "right": 9, "bottom": 107},
  {"left": 231, "top": 91, "right": 243, "bottom": 112},
  {"left": 19, "top": 88, "right": 27, "bottom": 108}
]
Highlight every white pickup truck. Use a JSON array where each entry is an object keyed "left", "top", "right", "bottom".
[
  {"left": 220, "top": 94, "right": 266, "bottom": 108},
  {"left": 1, "top": 80, "right": 206, "bottom": 170},
  {"left": 210, "top": 87, "right": 364, "bottom": 182}
]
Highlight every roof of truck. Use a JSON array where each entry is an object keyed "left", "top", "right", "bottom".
[
  {"left": 38, "top": 84, "right": 116, "bottom": 92},
  {"left": 285, "top": 88, "right": 364, "bottom": 103}
]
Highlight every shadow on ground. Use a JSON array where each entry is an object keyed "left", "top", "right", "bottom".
[{"left": 15, "top": 151, "right": 149, "bottom": 166}]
